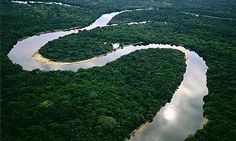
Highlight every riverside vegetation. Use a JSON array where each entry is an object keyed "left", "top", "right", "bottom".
[
  {"left": 109, "top": 8, "right": 236, "bottom": 141},
  {"left": 1, "top": 0, "right": 236, "bottom": 141},
  {"left": 1, "top": 1, "right": 185, "bottom": 141},
  {"left": 38, "top": 0, "right": 236, "bottom": 140}
]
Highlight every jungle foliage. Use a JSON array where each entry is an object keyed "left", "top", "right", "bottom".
[
  {"left": 1, "top": 1, "right": 186, "bottom": 141},
  {"left": 39, "top": 3, "right": 236, "bottom": 141},
  {"left": 39, "top": 32, "right": 114, "bottom": 62},
  {"left": 110, "top": 6, "right": 236, "bottom": 141},
  {"left": 1, "top": 0, "right": 236, "bottom": 141}
]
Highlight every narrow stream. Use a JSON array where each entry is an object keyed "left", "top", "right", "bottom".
[
  {"left": 11, "top": 0, "right": 78, "bottom": 7},
  {"left": 8, "top": 6, "right": 208, "bottom": 141}
]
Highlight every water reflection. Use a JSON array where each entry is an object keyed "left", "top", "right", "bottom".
[
  {"left": 128, "top": 48, "right": 208, "bottom": 141},
  {"left": 163, "top": 105, "right": 176, "bottom": 121}
]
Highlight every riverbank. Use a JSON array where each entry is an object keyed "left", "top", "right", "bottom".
[
  {"left": 199, "top": 117, "right": 209, "bottom": 129},
  {"left": 32, "top": 51, "right": 101, "bottom": 66},
  {"left": 125, "top": 122, "right": 150, "bottom": 141},
  {"left": 32, "top": 52, "right": 70, "bottom": 66}
]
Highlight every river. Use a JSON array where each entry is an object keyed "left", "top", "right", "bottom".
[{"left": 8, "top": 4, "right": 208, "bottom": 141}]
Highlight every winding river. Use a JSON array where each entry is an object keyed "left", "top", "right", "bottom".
[{"left": 8, "top": 3, "right": 208, "bottom": 141}]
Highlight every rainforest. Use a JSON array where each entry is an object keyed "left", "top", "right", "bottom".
[{"left": 1, "top": 0, "right": 236, "bottom": 141}]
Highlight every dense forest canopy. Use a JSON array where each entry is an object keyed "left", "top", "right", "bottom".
[
  {"left": 39, "top": 7, "right": 236, "bottom": 62},
  {"left": 1, "top": 0, "right": 236, "bottom": 141},
  {"left": 5, "top": 0, "right": 236, "bottom": 18},
  {"left": 1, "top": 1, "right": 186, "bottom": 141}
]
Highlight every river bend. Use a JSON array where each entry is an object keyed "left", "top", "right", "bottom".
[{"left": 8, "top": 5, "right": 208, "bottom": 141}]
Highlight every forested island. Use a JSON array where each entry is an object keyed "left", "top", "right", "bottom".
[{"left": 1, "top": 0, "right": 236, "bottom": 141}]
